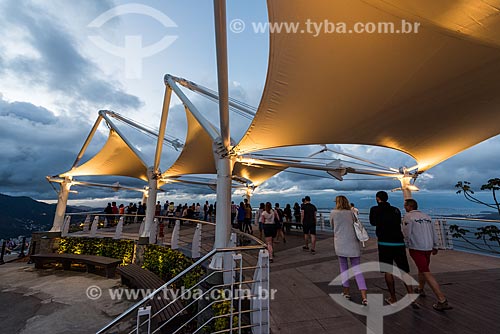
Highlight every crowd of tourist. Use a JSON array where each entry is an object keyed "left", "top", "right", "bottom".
[{"left": 100, "top": 191, "right": 451, "bottom": 311}]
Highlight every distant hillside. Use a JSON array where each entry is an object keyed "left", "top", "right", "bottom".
[{"left": 0, "top": 194, "right": 87, "bottom": 240}]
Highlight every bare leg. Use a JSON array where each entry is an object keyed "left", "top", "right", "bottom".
[
  {"left": 266, "top": 236, "right": 274, "bottom": 260},
  {"left": 418, "top": 272, "right": 426, "bottom": 290},
  {"left": 304, "top": 233, "right": 309, "bottom": 248},
  {"left": 385, "top": 273, "right": 397, "bottom": 302},
  {"left": 422, "top": 272, "right": 446, "bottom": 301},
  {"left": 311, "top": 234, "right": 317, "bottom": 251}
]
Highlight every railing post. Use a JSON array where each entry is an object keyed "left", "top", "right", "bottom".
[
  {"left": 138, "top": 218, "right": 146, "bottom": 238},
  {"left": 223, "top": 233, "right": 237, "bottom": 285},
  {"left": 237, "top": 253, "right": 243, "bottom": 333},
  {"left": 18, "top": 237, "right": 27, "bottom": 258},
  {"left": 83, "top": 214, "right": 91, "bottom": 232},
  {"left": 251, "top": 249, "right": 270, "bottom": 334},
  {"left": 171, "top": 220, "right": 180, "bottom": 250},
  {"left": 114, "top": 216, "right": 124, "bottom": 240},
  {"left": 442, "top": 220, "right": 453, "bottom": 249},
  {"left": 0, "top": 240, "right": 6, "bottom": 265},
  {"left": 27, "top": 240, "right": 36, "bottom": 264},
  {"left": 319, "top": 213, "right": 325, "bottom": 231},
  {"left": 61, "top": 216, "right": 71, "bottom": 237},
  {"left": 230, "top": 253, "right": 241, "bottom": 333},
  {"left": 90, "top": 216, "right": 99, "bottom": 237},
  {"left": 136, "top": 305, "right": 151, "bottom": 334},
  {"left": 192, "top": 223, "right": 202, "bottom": 258},
  {"left": 149, "top": 218, "right": 158, "bottom": 244}
]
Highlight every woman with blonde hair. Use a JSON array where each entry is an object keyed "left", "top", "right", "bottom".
[{"left": 330, "top": 195, "right": 368, "bottom": 305}]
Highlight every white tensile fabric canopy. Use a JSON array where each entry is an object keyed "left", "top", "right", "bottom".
[
  {"left": 60, "top": 129, "right": 149, "bottom": 181},
  {"left": 58, "top": 0, "right": 500, "bottom": 187},
  {"left": 162, "top": 106, "right": 285, "bottom": 187},
  {"left": 235, "top": 0, "right": 500, "bottom": 172}
]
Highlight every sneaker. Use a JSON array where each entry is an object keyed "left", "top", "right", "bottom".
[
  {"left": 361, "top": 299, "right": 368, "bottom": 306},
  {"left": 433, "top": 299, "right": 453, "bottom": 311},
  {"left": 414, "top": 287, "right": 426, "bottom": 297},
  {"left": 311, "top": 249, "right": 316, "bottom": 255},
  {"left": 302, "top": 246, "right": 309, "bottom": 251},
  {"left": 341, "top": 293, "right": 351, "bottom": 300}
]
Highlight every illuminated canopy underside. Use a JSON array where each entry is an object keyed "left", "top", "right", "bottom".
[
  {"left": 60, "top": 129, "right": 149, "bottom": 181},
  {"left": 235, "top": 0, "right": 500, "bottom": 171},
  {"left": 162, "top": 106, "right": 284, "bottom": 187}
]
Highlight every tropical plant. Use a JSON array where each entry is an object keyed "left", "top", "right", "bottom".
[
  {"left": 455, "top": 178, "right": 500, "bottom": 215},
  {"left": 453, "top": 179, "right": 500, "bottom": 254}
]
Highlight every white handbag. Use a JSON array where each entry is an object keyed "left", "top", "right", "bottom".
[{"left": 352, "top": 212, "right": 369, "bottom": 247}]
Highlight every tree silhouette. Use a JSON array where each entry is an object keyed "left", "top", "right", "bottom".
[{"left": 453, "top": 178, "right": 500, "bottom": 254}]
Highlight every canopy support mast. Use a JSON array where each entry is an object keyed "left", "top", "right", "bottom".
[{"left": 211, "top": 0, "right": 233, "bottom": 270}]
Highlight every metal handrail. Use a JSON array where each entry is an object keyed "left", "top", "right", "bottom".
[
  {"left": 96, "top": 248, "right": 217, "bottom": 334},
  {"left": 97, "top": 239, "right": 266, "bottom": 333},
  {"left": 438, "top": 216, "right": 500, "bottom": 223}
]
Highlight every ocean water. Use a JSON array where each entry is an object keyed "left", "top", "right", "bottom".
[{"left": 316, "top": 207, "right": 500, "bottom": 258}]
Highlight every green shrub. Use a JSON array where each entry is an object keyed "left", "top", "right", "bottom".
[
  {"left": 142, "top": 244, "right": 204, "bottom": 289},
  {"left": 58, "top": 237, "right": 135, "bottom": 264},
  {"left": 213, "top": 298, "right": 238, "bottom": 332}
]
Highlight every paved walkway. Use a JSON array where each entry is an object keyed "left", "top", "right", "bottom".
[
  {"left": 269, "top": 231, "right": 500, "bottom": 334},
  {"left": 0, "top": 258, "right": 133, "bottom": 333},
  {"left": 2, "top": 225, "right": 499, "bottom": 333}
]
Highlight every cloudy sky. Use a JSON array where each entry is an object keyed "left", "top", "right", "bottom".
[{"left": 0, "top": 0, "right": 499, "bottom": 212}]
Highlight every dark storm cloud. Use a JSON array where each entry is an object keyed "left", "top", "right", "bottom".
[
  {"left": 0, "top": 97, "right": 107, "bottom": 199},
  {"left": 417, "top": 135, "right": 500, "bottom": 191}
]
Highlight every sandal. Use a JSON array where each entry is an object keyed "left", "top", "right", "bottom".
[
  {"left": 361, "top": 299, "right": 368, "bottom": 306},
  {"left": 433, "top": 299, "right": 452, "bottom": 311},
  {"left": 384, "top": 297, "right": 395, "bottom": 305}
]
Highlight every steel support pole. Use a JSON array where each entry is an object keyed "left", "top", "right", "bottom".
[
  {"left": 140, "top": 167, "right": 158, "bottom": 244},
  {"left": 210, "top": 0, "right": 232, "bottom": 270},
  {"left": 400, "top": 176, "right": 413, "bottom": 200},
  {"left": 50, "top": 177, "right": 72, "bottom": 232}
]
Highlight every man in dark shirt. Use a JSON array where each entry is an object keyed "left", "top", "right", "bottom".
[
  {"left": 370, "top": 191, "right": 414, "bottom": 305},
  {"left": 301, "top": 196, "right": 317, "bottom": 254}
]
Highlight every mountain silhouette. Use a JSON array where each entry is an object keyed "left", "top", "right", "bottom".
[{"left": 0, "top": 193, "right": 89, "bottom": 240}]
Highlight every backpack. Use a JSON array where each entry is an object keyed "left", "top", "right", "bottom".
[{"left": 352, "top": 212, "right": 369, "bottom": 247}]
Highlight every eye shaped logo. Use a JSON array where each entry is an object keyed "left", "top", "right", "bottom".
[
  {"left": 329, "top": 261, "right": 418, "bottom": 334},
  {"left": 88, "top": 3, "right": 178, "bottom": 79}
]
